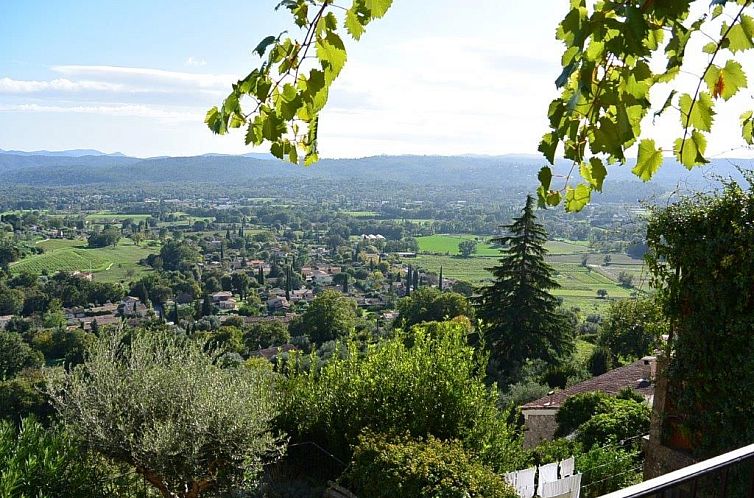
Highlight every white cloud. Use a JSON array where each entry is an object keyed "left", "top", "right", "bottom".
[
  {"left": 51, "top": 65, "right": 232, "bottom": 91},
  {"left": 185, "top": 57, "right": 207, "bottom": 67},
  {"left": 0, "top": 103, "right": 199, "bottom": 122},
  {"left": 0, "top": 77, "right": 125, "bottom": 93}
]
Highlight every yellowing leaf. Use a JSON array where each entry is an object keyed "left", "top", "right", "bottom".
[{"left": 704, "top": 60, "right": 747, "bottom": 101}]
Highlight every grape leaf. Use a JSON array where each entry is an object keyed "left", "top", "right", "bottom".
[
  {"left": 674, "top": 130, "right": 709, "bottom": 169},
  {"left": 679, "top": 92, "right": 715, "bottom": 132},
  {"left": 565, "top": 184, "right": 591, "bottom": 212},
  {"left": 704, "top": 60, "right": 747, "bottom": 101},
  {"left": 633, "top": 139, "right": 664, "bottom": 181}
]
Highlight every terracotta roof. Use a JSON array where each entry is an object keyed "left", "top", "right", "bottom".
[{"left": 522, "top": 357, "right": 655, "bottom": 410}]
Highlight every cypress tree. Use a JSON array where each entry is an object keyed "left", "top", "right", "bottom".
[
  {"left": 406, "top": 266, "right": 412, "bottom": 296},
  {"left": 201, "top": 293, "right": 214, "bottom": 317},
  {"left": 413, "top": 269, "right": 419, "bottom": 290},
  {"left": 342, "top": 272, "right": 349, "bottom": 294},
  {"left": 476, "top": 195, "right": 571, "bottom": 377},
  {"left": 439, "top": 266, "right": 444, "bottom": 291},
  {"left": 285, "top": 265, "right": 291, "bottom": 301},
  {"left": 172, "top": 301, "right": 179, "bottom": 323},
  {"left": 258, "top": 265, "right": 265, "bottom": 285}
]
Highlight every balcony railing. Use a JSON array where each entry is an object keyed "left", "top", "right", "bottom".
[{"left": 600, "top": 444, "right": 754, "bottom": 498}]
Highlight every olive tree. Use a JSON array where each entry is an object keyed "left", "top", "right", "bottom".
[{"left": 47, "top": 330, "right": 285, "bottom": 498}]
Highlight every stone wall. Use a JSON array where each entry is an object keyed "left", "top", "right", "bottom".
[{"left": 523, "top": 409, "right": 559, "bottom": 448}]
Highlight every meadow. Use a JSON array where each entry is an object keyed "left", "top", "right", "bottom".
[
  {"left": 411, "top": 235, "right": 646, "bottom": 313},
  {"left": 11, "top": 238, "right": 158, "bottom": 284}
]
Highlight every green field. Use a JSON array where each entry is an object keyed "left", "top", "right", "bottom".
[
  {"left": 417, "top": 234, "right": 500, "bottom": 256},
  {"left": 85, "top": 212, "right": 153, "bottom": 223},
  {"left": 410, "top": 238, "right": 646, "bottom": 313},
  {"left": 342, "top": 210, "right": 379, "bottom": 218},
  {"left": 11, "top": 238, "right": 159, "bottom": 284}
]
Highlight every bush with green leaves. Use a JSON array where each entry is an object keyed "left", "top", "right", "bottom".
[
  {"left": 598, "top": 298, "right": 667, "bottom": 363},
  {"left": 0, "top": 331, "right": 43, "bottom": 379},
  {"left": 556, "top": 391, "right": 617, "bottom": 437},
  {"left": 396, "top": 287, "right": 474, "bottom": 329},
  {"left": 577, "top": 443, "right": 642, "bottom": 498},
  {"left": 0, "top": 369, "right": 53, "bottom": 424},
  {"left": 47, "top": 330, "right": 286, "bottom": 498},
  {"left": 576, "top": 401, "right": 650, "bottom": 450},
  {"left": 0, "top": 417, "right": 106, "bottom": 498},
  {"left": 556, "top": 391, "right": 649, "bottom": 449},
  {"left": 279, "top": 321, "right": 527, "bottom": 471},
  {"left": 346, "top": 432, "right": 518, "bottom": 498}
]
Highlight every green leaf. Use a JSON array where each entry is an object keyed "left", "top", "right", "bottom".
[
  {"left": 673, "top": 130, "right": 709, "bottom": 169},
  {"left": 364, "top": 0, "right": 393, "bottom": 18},
  {"left": 725, "top": 14, "right": 754, "bottom": 53},
  {"left": 741, "top": 110, "right": 754, "bottom": 145},
  {"left": 538, "top": 132, "right": 559, "bottom": 165},
  {"left": 589, "top": 157, "right": 607, "bottom": 191},
  {"left": 704, "top": 60, "right": 747, "bottom": 101},
  {"left": 253, "top": 36, "right": 278, "bottom": 57},
  {"left": 633, "top": 139, "right": 664, "bottom": 181},
  {"left": 538, "top": 166, "right": 553, "bottom": 191},
  {"left": 702, "top": 42, "right": 717, "bottom": 54},
  {"left": 565, "top": 184, "right": 591, "bottom": 212},
  {"left": 679, "top": 92, "right": 715, "bottom": 132},
  {"left": 317, "top": 31, "right": 347, "bottom": 82},
  {"left": 345, "top": 6, "right": 367, "bottom": 40}
]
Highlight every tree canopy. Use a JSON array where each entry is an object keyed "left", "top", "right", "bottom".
[
  {"left": 47, "top": 330, "right": 285, "bottom": 498},
  {"left": 208, "top": 0, "right": 754, "bottom": 210}
]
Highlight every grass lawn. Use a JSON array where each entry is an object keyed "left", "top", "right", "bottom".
[
  {"left": 342, "top": 210, "right": 379, "bottom": 218},
  {"left": 11, "top": 238, "right": 159, "bottom": 284},
  {"left": 408, "top": 238, "right": 646, "bottom": 314},
  {"left": 85, "top": 212, "right": 153, "bottom": 223},
  {"left": 417, "top": 234, "right": 500, "bottom": 256}
]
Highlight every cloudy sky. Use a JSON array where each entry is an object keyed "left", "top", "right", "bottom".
[{"left": 0, "top": 1, "right": 751, "bottom": 158}]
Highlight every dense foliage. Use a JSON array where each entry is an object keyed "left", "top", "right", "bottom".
[
  {"left": 47, "top": 330, "right": 286, "bottom": 498},
  {"left": 279, "top": 321, "right": 527, "bottom": 470},
  {"left": 396, "top": 287, "right": 473, "bottom": 329},
  {"left": 598, "top": 298, "right": 667, "bottom": 363},
  {"left": 0, "top": 418, "right": 107, "bottom": 498},
  {"left": 346, "top": 432, "right": 518, "bottom": 498},
  {"left": 647, "top": 180, "right": 754, "bottom": 457}
]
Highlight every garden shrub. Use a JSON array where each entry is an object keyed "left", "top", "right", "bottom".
[{"left": 346, "top": 432, "right": 518, "bottom": 498}]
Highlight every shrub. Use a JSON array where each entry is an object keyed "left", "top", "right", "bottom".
[
  {"left": 577, "top": 443, "right": 641, "bottom": 498},
  {"left": 279, "top": 321, "right": 527, "bottom": 471},
  {"left": 576, "top": 400, "right": 650, "bottom": 450},
  {"left": 0, "top": 417, "right": 106, "bottom": 498},
  {"left": 346, "top": 432, "right": 518, "bottom": 498},
  {"left": 47, "top": 330, "right": 286, "bottom": 498},
  {"left": 556, "top": 391, "right": 615, "bottom": 437}
]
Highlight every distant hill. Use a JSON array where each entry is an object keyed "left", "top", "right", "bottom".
[
  {"left": 0, "top": 150, "right": 749, "bottom": 190},
  {"left": 0, "top": 148, "right": 126, "bottom": 157}
]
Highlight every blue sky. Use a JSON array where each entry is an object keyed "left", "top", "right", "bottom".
[{"left": 0, "top": 1, "right": 750, "bottom": 158}]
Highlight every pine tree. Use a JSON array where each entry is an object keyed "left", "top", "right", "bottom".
[{"left": 476, "top": 195, "right": 571, "bottom": 377}]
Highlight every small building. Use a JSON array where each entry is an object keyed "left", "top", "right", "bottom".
[
  {"left": 0, "top": 315, "right": 13, "bottom": 330},
  {"left": 266, "top": 296, "right": 290, "bottom": 311},
  {"left": 521, "top": 356, "right": 656, "bottom": 448}
]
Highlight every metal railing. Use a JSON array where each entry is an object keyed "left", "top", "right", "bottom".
[{"left": 600, "top": 444, "right": 754, "bottom": 498}]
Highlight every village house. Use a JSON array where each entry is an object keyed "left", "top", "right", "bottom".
[
  {"left": 0, "top": 315, "right": 13, "bottom": 330},
  {"left": 118, "top": 296, "right": 149, "bottom": 318},
  {"left": 266, "top": 296, "right": 290, "bottom": 312},
  {"left": 520, "top": 356, "right": 656, "bottom": 448},
  {"left": 211, "top": 291, "right": 237, "bottom": 310},
  {"left": 289, "top": 288, "right": 314, "bottom": 303}
]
